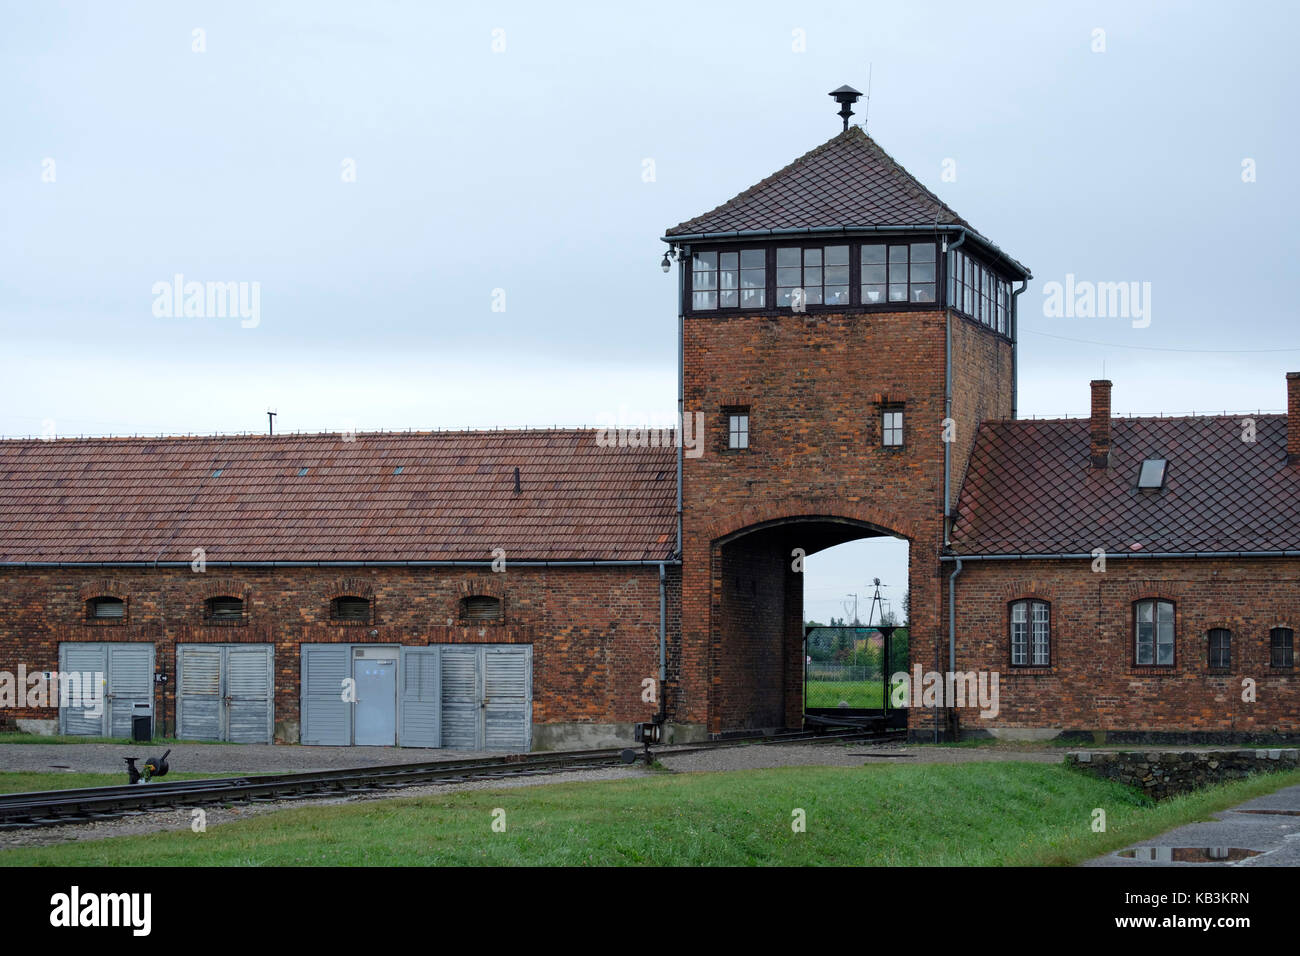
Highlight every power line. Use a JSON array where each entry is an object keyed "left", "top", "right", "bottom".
[{"left": 1021, "top": 328, "right": 1300, "bottom": 354}]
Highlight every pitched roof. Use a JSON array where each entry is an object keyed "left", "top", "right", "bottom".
[
  {"left": 951, "top": 415, "right": 1300, "bottom": 556},
  {"left": 665, "top": 126, "right": 968, "bottom": 237},
  {"left": 0, "top": 431, "right": 677, "bottom": 564}
]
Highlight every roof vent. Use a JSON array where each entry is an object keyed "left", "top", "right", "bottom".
[
  {"left": 298, "top": 467, "right": 309, "bottom": 477},
  {"left": 1137, "top": 458, "right": 1167, "bottom": 490}
]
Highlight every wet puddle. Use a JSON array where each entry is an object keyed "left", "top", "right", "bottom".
[{"left": 1118, "top": 846, "right": 1263, "bottom": 862}]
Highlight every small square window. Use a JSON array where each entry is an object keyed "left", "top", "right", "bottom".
[
  {"left": 728, "top": 413, "right": 750, "bottom": 450},
  {"left": 882, "top": 409, "right": 904, "bottom": 447}
]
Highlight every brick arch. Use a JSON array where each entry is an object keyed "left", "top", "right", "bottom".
[
  {"left": 703, "top": 498, "right": 920, "bottom": 547},
  {"left": 197, "top": 577, "right": 251, "bottom": 602},
  {"left": 453, "top": 575, "right": 508, "bottom": 624},
  {"left": 990, "top": 580, "right": 1059, "bottom": 606},
  {"left": 326, "top": 578, "right": 375, "bottom": 602},
  {"left": 79, "top": 578, "right": 128, "bottom": 601}
]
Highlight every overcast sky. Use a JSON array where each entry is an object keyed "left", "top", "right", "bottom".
[{"left": 3, "top": 1, "right": 1296, "bottom": 623}]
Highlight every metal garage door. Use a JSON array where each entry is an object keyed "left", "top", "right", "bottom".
[
  {"left": 439, "top": 645, "right": 531, "bottom": 751},
  {"left": 176, "top": 644, "right": 273, "bottom": 743},
  {"left": 57, "top": 643, "right": 154, "bottom": 737},
  {"left": 301, "top": 644, "right": 351, "bottom": 745},
  {"left": 399, "top": 646, "right": 441, "bottom": 748}
]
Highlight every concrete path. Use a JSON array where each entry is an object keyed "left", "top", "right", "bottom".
[
  {"left": 1086, "top": 782, "right": 1300, "bottom": 867},
  {"left": 0, "top": 742, "right": 506, "bottom": 775}
]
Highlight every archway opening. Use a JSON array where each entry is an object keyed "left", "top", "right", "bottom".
[{"left": 711, "top": 516, "right": 910, "bottom": 734}]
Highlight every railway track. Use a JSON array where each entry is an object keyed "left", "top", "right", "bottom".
[{"left": 0, "top": 726, "right": 902, "bottom": 830}]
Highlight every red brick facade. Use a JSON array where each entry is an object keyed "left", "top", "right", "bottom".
[
  {"left": 0, "top": 565, "right": 670, "bottom": 741},
  {"left": 678, "top": 308, "right": 1013, "bottom": 737},
  {"left": 947, "top": 557, "right": 1300, "bottom": 740}
]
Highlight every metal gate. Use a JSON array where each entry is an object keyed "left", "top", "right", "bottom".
[
  {"left": 57, "top": 643, "right": 154, "bottom": 737},
  {"left": 440, "top": 645, "right": 532, "bottom": 751},
  {"left": 176, "top": 644, "right": 273, "bottom": 743}
]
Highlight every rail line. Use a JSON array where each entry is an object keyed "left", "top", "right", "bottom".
[{"left": 0, "top": 726, "right": 902, "bottom": 830}]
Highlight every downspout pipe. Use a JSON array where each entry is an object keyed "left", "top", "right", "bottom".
[
  {"left": 1010, "top": 279, "right": 1028, "bottom": 419},
  {"left": 943, "top": 556, "right": 963, "bottom": 744},
  {"left": 657, "top": 562, "right": 667, "bottom": 724},
  {"left": 676, "top": 244, "right": 685, "bottom": 560},
  {"left": 942, "top": 230, "right": 966, "bottom": 548}
]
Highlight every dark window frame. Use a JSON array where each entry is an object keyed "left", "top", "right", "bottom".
[
  {"left": 722, "top": 405, "right": 751, "bottom": 452},
  {"left": 689, "top": 247, "right": 768, "bottom": 312},
  {"left": 330, "top": 595, "right": 372, "bottom": 625},
  {"left": 1207, "top": 628, "right": 1232, "bottom": 670},
  {"left": 1270, "top": 627, "right": 1295, "bottom": 669},
  {"left": 460, "top": 595, "right": 504, "bottom": 623},
  {"left": 204, "top": 595, "right": 247, "bottom": 626},
  {"left": 1008, "top": 598, "right": 1052, "bottom": 668},
  {"left": 1133, "top": 599, "right": 1176, "bottom": 667},
  {"left": 680, "top": 238, "right": 1014, "bottom": 338},
  {"left": 85, "top": 595, "right": 127, "bottom": 625}
]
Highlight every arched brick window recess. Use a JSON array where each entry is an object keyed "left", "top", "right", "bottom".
[
  {"left": 331, "top": 596, "right": 373, "bottom": 625},
  {"left": 460, "top": 595, "right": 503, "bottom": 623},
  {"left": 80, "top": 579, "right": 130, "bottom": 625},
  {"left": 204, "top": 595, "right": 246, "bottom": 625}
]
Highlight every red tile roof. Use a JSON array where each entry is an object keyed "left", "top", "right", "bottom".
[
  {"left": 0, "top": 431, "right": 678, "bottom": 564},
  {"left": 666, "top": 126, "right": 969, "bottom": 237},
  {"left": 951, "top": 415, "right": 1300, "bottom": 556}
]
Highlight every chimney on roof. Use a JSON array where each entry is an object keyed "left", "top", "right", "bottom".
[
  {"left": 1288, "top": 373, "right": 1300, "bottom": 462},
  {"left": 1090, "top": 380, "right": 1112, "bottom": 468}
]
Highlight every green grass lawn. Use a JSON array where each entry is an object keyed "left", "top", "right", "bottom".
[
  {"left": 804, "top": 680, "right": 886, "bottom": 709},
  {"left": 4, "top": 762, "right": 1297, "bottom": 867},
  {"left": 0, "top": 771, "right": 233, "bottom": 795}
]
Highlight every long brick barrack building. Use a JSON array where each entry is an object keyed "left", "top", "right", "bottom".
[{"left": 2, "top": 112, "right": 1296, "bottom": 747}]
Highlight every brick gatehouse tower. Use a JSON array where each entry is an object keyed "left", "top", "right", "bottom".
[{"left": 663, "top": 109, "right": 1031, "bottom": 740}]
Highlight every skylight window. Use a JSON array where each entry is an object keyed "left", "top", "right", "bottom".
[
  {"left": 298, "top": 467, "right": 309, "bottom": 476},
  {"left": 1137, "top": 458, "right": 1167, "bottom": 489}
]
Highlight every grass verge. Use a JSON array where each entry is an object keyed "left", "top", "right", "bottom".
[{"left": 3, "top": 762, "right": 1297, "bottom": 866}]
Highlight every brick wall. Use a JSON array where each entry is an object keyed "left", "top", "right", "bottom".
[
  {"left": 679, "top": 306, "right": 1013, "bottom": 735},
  {"left": 0, "top": 565, "right": 670, "bottom": 735},
  {"left": 949, "top": 557, "right": 1300, "bottom": 738}
]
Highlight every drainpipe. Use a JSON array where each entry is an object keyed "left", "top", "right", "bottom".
[
  {"left": 1010, "top": 279, "right": 1027, "bottom": 419},
  {"left": 942, "top": 231, "right": 966, "bottom": 549},
  {"left": 657, "top": 562, "right": 667, "bottom": 724},
  {"left": 945, "top": 556, "right": 963, "bottom": 743},
  {"left": 676, "top": 245, "right": 686, "bottom": 559}
]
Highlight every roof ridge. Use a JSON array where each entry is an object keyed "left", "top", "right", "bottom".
[{"left": 0, "top": 426, "right": 617, "bottom": 446}]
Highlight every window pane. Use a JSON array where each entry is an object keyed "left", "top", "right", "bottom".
[
  {"left": 825, "top": 285, "right": 850, "bottom": 306},
  {"left": 740, "top": 249, "right": 764, "bottom": 268},
  {"left": 741, "top": 287, "right": 765, "bottom": 308},
  {"left": 889, "top": 262, "right": 907, "bottom": 284},
  {"left": 862, "top": 264, "right": 886, "bottom": 284},
  {"left": 1157, "top": 601, "right": 1174, "bottom": 624},
  {"left": 694, "top": 269, "right": 716, "bottom": 290},
  {"left": 1137, "top": 601, "right": 1153, "bottom": 623},
  {"left": 862, "top": 284, "right": 886, "bottom": 304},
  {"left": 825, "top": 245, "right": 849, "bottom": 266},
  {"left": 888, "top": 284, "right": 907, "bottom": 302},
  {"left": 803, "top": 248, "right": 821, "bottom": 267},
  {"left": 862, "top": 244, "right": 886, "bottom": 264},
  {"left": 910, "top": 262, "right": 935, "bottom": 283},
  {"left": 693, "top": 291, "right": 717, "bottom": 310},
  {"left": 719, "top": 290, "right": 738, "bottom": 307},
  {"left": 825, "top": 265, "right": 849, "bottom": 286},
  {"left": 740, "top": 268, "right": 764, "bottom": 289},
  {"left": 776, "top": 267, "right": 801, "bottom": 287},
  {"left": 777, "top": 247, "right": 800, "bottom": 267},
  {"left": 910, "top": 242, "right": 936, "bottom": 263},
  {"left": 719, "top": 268, "right": 738, "bottom": 290},
  {"left": 692, "top": 252, "right": 716, "bottom": 271},
  {"left": 719, "top": 252, "right": 738, "bottom": 271},
  {"left": 911, "top": 283, "right": 936, "bottom": 303},
  {"left": 776, "top": 287, "right": 794, "bottom": 307},
  {"left": 804, "top": 267, "right": 822, "bottom": 287},
  {"left": 805, "top": 287, "right": 823, "bottom": 305}
]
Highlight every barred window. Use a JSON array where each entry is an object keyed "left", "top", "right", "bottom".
[
  {"left": 1271, "top": 627, "right": 1294, "bottom": 668},
  {"left": 331, "top": 596, "right": 371, "bottom": 623},
  {"left": 460, "top": 596, "right": 502, "bottom": 622},
  {"left": 87, "top": 596, "right": 125, "bottom": 622},
  {"left": 205, "top": 596, "right": 245, "bottom": 623},
  {"left": 1208, "top": 628, "right": 1231, "bottom": 669},
  {"left": 1010, "top": 600, "right": 1050, "bottom": 667}
]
